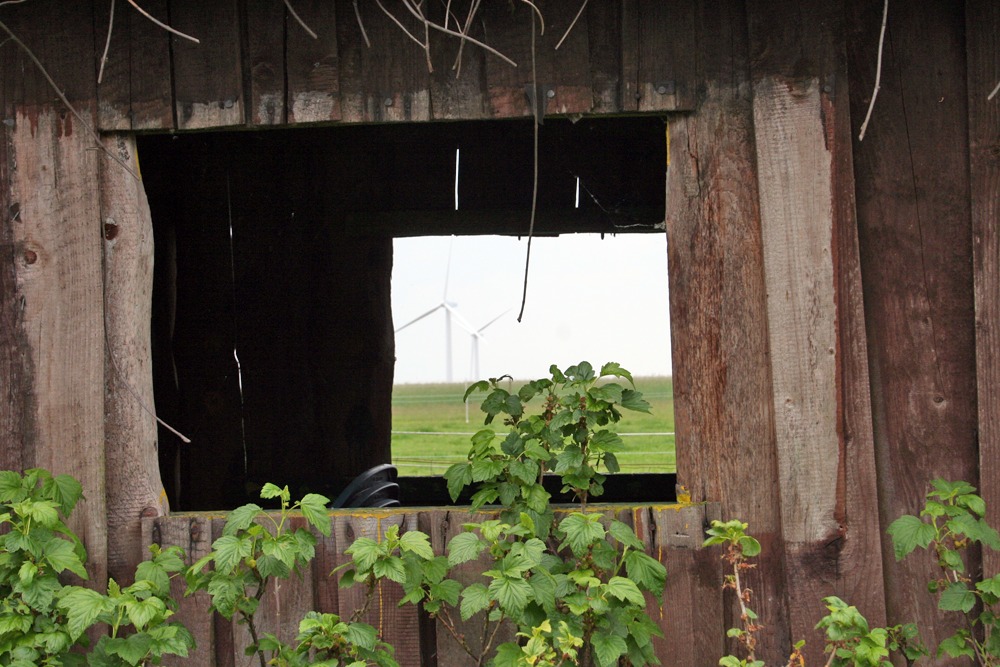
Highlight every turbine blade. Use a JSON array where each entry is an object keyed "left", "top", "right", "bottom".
[
  {"left": 444, "top": 303, "right": 478, "bottom": 335},
  {"left": 395, "top": 303, "right": 445, "bottom": 333},
  {"left": 478, "top": 308, "right": 513, "bottom": 334}
]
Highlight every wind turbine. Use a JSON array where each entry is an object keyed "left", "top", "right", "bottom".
[
  {"left": 394, "top": 248, "right": 462, "bottom": 382},
  {"left": 394, "top": 243, "right": 511, "bottom": 383}
]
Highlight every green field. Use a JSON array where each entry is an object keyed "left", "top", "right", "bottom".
[{"left": 391, "top": 376, "right": 675, "bottom": 476}]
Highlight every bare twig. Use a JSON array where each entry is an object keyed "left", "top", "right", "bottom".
[
  {"left": 988, "top": 80, "right": 1000, "bottom": 101},
  {"left": 451, "top": 0, "right": 482, "bottom": 75},
  {"left": 97, "top": 0, "right": 115, "bottom": 84},
  {"left": 401, "top": 0, "right": 434, "bottom": 72},
  {"left": 0, "top": 0, "right": 30, "bottom": 8},
  {"left": 125, "top": 0, "right": 199, "bottom": 44},
  {"left": 352, "top": 0, "right": 371, "bottom": 48},
  {"left": 520, "top": 0, "right": 544, "bottom": 34},
  {"left": 517, "top": 11, "right": 540, "bottom": 323},
  {"left": 426, "top": 11, "right": 516, "bottom": 67},
  {"left": 858, "top": 0, "right": 888, "bottom": 142},
  {"left": 555, "top": 0, "right": 587, "bottom": 50},
  {"left": 395, "top": 0, "right": 516, "bottom": 67},
  {"left": 0, "top": 19, "right": 139, "bottom": 179},
  {"left": 374, "top": 0, "right": 426, "bottom": 51},
  {"left": 284, "top": 0, "right": 317, "bottom": 39}
]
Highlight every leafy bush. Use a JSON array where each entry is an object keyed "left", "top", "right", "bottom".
[
  {"left": 339, "top": 362, "right": 665, "bottom": 667},
  {"left": 0, "top": 468, "right": 194, "bottom": 666}
]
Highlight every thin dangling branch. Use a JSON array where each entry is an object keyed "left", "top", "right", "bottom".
[
  {"left": 857, "top": 0, "right": 888, "bottom": 141},
  {"left": 516, "top": 10, "right": 540, "bottom": 323},
  {"left": 124, "top": 0, "right": 200, "bottom": 43}
]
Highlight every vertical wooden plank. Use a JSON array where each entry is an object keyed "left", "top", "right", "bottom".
[
  {"left": 586, "top": 0, "right": 623, "bottom": 114},
  {"left": 0, "top": 100, "right": 29, "bottom": 478},
  {"left": 127, "top": 0, "right": 175, "bottom": 130},
  {"left": 211, "top": 517, "right": 237, "bottom": 667},
  {"left": 148, "top": 515, "right": 216, "bottom": 667},
  {"left": 425, "top": 508, "right": 513, "bottom": 667},
  {"left": 229, "top": 516, "right": 317, "bottom": 660},
  {"left": 101, "top": 133, "right": 170, "bottom": 585},
  {"left": 641, "top": 505, "right": 723, "bottom": 667},
  {"left": 285, "top": 0, "right": 342, "bottom": 124},
  {"left": 244, "top": 0, "right": 286, "bottom": 125},
  {"left": 0, "top": 0, "right": 98, "bottom": 114},
  {"left": 94, "top": 0, "right": 174, "bottom": 131},
  {"left": 636, "top": 0, "right": 698, "bottom": 111},
  {"left": 335, "top": 0, "right": 431, "bottom": 123},
  {"left": 745, "top": 1, "right": 890, "bottom": 657},
  {"left": 333, "top": 512, "right": 422, "bottom": 667},
  {"left": 95, "top": 0, "right": 132, "bottom": 130},
  {"left": 968, "top": 0, "right": 1000, "bottom": 579},
  {"left": 427, "top": 0, "right": 488, "bottom": 120},
  {"left": 666, "top": 0, "right": 789, "bottom": 661},
  {"left": 171, "top": 0, "right": 244, "bottom": 129},
  {"left": 8, "top": 107, "right": 108, "bottom": 585},
  {"left": 619, "top": 0, "right": 640, "bottom": 111},
  {"left": 847, "top": 0, "right": 977, "bottom": 646},
  {"left": 480, "top": 1, "right": 593, "bottom": 118},
  {"left": 313, "top": 515, "right": 342, "bottom": 614}
]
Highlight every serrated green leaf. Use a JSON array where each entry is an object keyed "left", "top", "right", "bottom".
[
  {"left": 939, "top": 582, "right": 976, "bottom": 612},
  {"left": 460, "top": 583, "right": 491, "bottom": 621},
  {"left": 447, "top": 532, "right": 485, "bottom": 566},
  {"left": 606, "top": 576, "right": 645, "bottom": 606},
  {"left": 43, "top": 538, "right": 88, "bottom": 579},
  {"left": 625, "top": 551, "right": 667, "bottom": 596},
  {"left": 344, "top": 621, "right": 378, "bottom": 651},
  {"left": 45, "top": 474, "right": 83, "bottom": 517},
  {"left": 0, "top": 471, "right": 23, "bottom": 503},
  {"left": 373, "top": 556, "right": 406, "bottom": 583},
  {"left": 346, "top": 537, "right": 382, "bottom": 572},
  {"left": 58, "top": 587, "right": 112, "bottom": 640},
  {"left": 591, "top": 430, "right": 625, "bottom": 452},
  {"left": 589, "top": 384, "right": 623, "bottom": 405},
  {"left": 399, "top": 531, "right": 434, "bottom": 560},
  {"left": 938, "top": 632, "right": 975, "bottom": 659},
  {"left": 599, "top": 362, "right": 634, "bottom": 386},
  {"left": 959, "top": 494, "right": 987, "bottom": 517},
  {"left": 223, "top": 504, "right": 263, "bottom": 536},
  {"left": 472, "top": 458, "right": 505, "bottom": 483},
  {"left": 591, "top": 632, "right": 627, "bottom": 667},
  {"left": 620, "top": 389, "right": 651, "bottom": 413},
  {"left": 443, "top": 463, "right": 472, "bottom": 502},
  {"left": 609, "top": 520, "right": 644, "bottom": 550},
  {"left": 299, "top": 494, "right": 332, "bottom": 537},
  {"left": 559, "top": 513, "right": 606, "bottom": 556},
  {"left": 488, "top": 576, "right": 531, "bottom": 616},
  {"left": 134, "top": 560, "right": 170, "bottom": 596},
  {"left": 464, "top": 380, "right": 491, "bottom": 402},
  {"left": 125, "top": 597, "right": 166, "bottom": 631},
  {"left": 259, "top": 483, "right": 286, "bottom": 500},
  {"left": 887, "top": 515, "right": 936, "bottom": 560},
  {"left": 211, "top": 535, "right": 254, "bottom": 573}
]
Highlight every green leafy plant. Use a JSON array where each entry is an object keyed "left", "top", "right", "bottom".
[
  {"left": 704, "top": 520, "right": 767, "bottom": 667},
  {"left": 185, "top": 483, "right": 332, "bottom": 667},
  {"left": 447, "top": 361, "right": 651, "bottom": 535},
  {"left": 0, "top": 468, "right": 194, "bottom": 666},
  {"left": 340, "top": 362, "right": 666, "bottom": 667},
  {"left": 816, "top": 596, "right": 924, "bottom": 667},
  {"left": 705, "top": 520, "right": 925, "bottom": 667},
  {"left": 257, "top": 611, "right": 399, "bottom": 667},
  {"left": 888, "top": 479, "right": 1000, "bottom": 664}
]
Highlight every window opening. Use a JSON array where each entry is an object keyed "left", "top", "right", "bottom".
[
  {"left": 391, "top": 234, "right": 674, "bottom": 478},
  {"left": 139, "top": 115, "right": 671, "bottom": 510}
]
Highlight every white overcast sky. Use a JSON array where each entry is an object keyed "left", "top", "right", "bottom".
[{"left": 391, "top": 234, "right": 672, "bottom": 384}]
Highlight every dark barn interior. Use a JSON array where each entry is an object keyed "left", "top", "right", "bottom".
[{"left": 138, "top": 117, "right": 669, "bottom": 510}]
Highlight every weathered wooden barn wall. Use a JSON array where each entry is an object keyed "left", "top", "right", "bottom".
[
  {"left": 0, "top": 0, "right": 998, "bottom": 665},
  {"left": 141, "top": 504, "right": 721, "bottom": 667}
]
